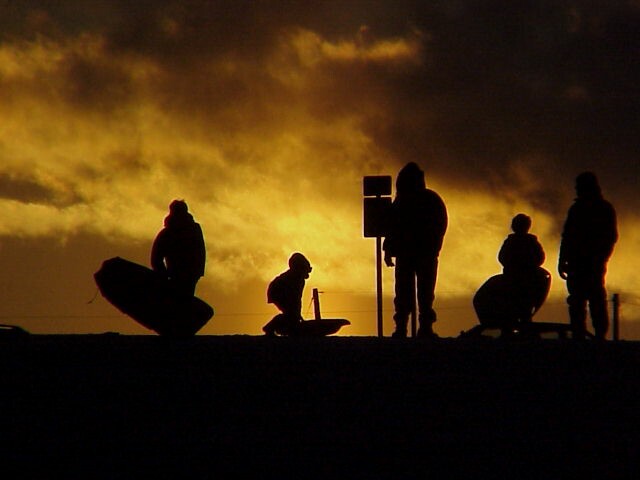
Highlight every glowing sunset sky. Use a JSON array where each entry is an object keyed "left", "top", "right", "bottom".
[{"left": 1, "top": 1, "right": 639, "bottom": 337}]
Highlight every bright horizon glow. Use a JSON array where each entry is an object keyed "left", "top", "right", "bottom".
[{"left": 1, "top": 2, "right": 639, "bottom": 338}]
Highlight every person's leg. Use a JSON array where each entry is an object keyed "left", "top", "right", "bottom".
[
  {"left": 416, "top": 257, "right": 438, "bottom": 337},
  {"left": 393, "top": 257, "right": 415, "bottom": 337},
  {"left": 567, "top": 273, "right": 588, "bottom": 339},
  {"left": 170, "top": 275, "right": 198, "bottom": 301},
  {"left": 587, "top": 266, "right": 609, "bottom": 340},
  {"left": 263, "top": 312, "right": 300, "bottom": 336},
  {"left": 263, "top": 314, "right": 283, "bottom": 336}
]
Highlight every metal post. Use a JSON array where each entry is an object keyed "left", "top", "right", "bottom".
[
  {"left": 313, "top": 288, "right": 322, "bottom": 321},
  {"left": 612, "top": 293, "right": 620, "bottom": 341},
  {"left": 376, "top": 236, "right": 383, "bottom": 337},
  {"left": 363, "top": 175, "right": 392, "bottom": 338}
]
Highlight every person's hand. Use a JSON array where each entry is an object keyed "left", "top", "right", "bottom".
[
  {"left": 384, "top": 253, "right": 395, "bottom": 267},
  {"left": 558, "top": 260, "right": 569, "bottom": 280}
]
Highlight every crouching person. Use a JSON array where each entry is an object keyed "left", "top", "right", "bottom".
[{"left": 263, "top": 253, "right": 313, "bottom": 336}]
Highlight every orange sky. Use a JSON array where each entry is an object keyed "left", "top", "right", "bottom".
[{"left": 1, "top": 1, "right": 639, "bottom": 337}]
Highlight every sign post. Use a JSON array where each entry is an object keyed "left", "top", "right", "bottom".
[
  {"left": 612, "top": 293, "right": 620, "bottom": 341},
  {"left": 363, "top": 176, "right": 392, "bottom": 337}
]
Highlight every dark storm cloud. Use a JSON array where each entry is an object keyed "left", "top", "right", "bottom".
[
  {"left": 351, "top": 1, "right": 640, "bottom": 215},
  {"left": 2, "top": 0, "right": 638, "bottom": 216},
  {"left": 0, "top": 173, "right": 57, "bottom": 204}
]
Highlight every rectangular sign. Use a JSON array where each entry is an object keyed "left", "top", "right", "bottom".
[
  {"left": 363, "top": 197, "right": 392, "bottom": 238},
  {"left": 363, "top": 176, "right": 392, "bottom": 197}
]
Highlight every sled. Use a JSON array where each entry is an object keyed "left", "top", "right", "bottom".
[
  {"left": 298, "top": 318, "right": 350, "bottom": 336},
  {"left": 473, "top": 267, "right": 551, "bottom": 327},
  {"left": 265, "top": 315, "right": 350, "bottom": 337},
  {"left": 94, "top": 257, "right": 213, "bottom": 337}
]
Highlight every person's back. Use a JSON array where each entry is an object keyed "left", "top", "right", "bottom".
[
  {"left": 499, "top": 233, "right": 545, "bottom": 275},
  {"left": 267, "top": 269, "right": 305, "bottom": 317},
  {"left": 151, "top": 200, "right": 206, "bottom": 298},
  {"left": 384, "top": 162, "right": 447, "bottom": 260},
  {"left": 499, "top": 214, "right": 545, "bottom": 277},
  {"left": 389, "top": 188, "right": 447, "bottom": 258},
  {"left": 561, "top": 192, "right": 617, "bottom": 266},
  {"left": 498, "top": 214, "right": 546, "bottom": 324}
]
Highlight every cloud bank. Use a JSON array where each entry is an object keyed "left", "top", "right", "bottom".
[{"left": 1, "top": 1, "right": 639, "bottom": 334}]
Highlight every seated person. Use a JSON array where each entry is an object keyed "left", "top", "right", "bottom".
[
  {"left": 263, "top": 253, "right": 312, "bottom": 336},
  {"left": 498, "top": 213, "right": 546, "bottom": 324}
]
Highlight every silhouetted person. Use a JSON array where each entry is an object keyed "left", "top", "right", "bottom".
[
  {"left": 498, "top": 213, "right": 546, "bottom": 324},
  {"left": 151, "top": 200, "right": 206, "bottom": 300},
  {"left": 383, "top": 162, "right": 447, "bottom": 338},
  {"left": 263, "top": 253, "right": 312, "bottom": 336},
  {"left": 559, "top": 172, "right": 617, "bottom": 340}
]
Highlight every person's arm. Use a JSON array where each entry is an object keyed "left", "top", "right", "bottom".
[
  {"left": 558, "top": 233, "right": 570, "bottom": 281},
  {"left": 150, "top": 232, "right": 168, "bottom": 276},
  {"left": 498, "top": 240, "right": 508, "bottom": 268},
  {"left": 558, "top": 204, "right": 577, "bottom": 280},
  {"left": 382, "top": 201, "right": 397, "bottom": 267},
  {"left": 382, "top": 238, "right": 395, "bottom": 267},
  {"left": 195, "top": 224, "right": 206, "bottom": 277}
]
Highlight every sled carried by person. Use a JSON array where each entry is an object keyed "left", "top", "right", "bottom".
[{"left": 94, "top": 257, "right": 213, "bottom": 337}]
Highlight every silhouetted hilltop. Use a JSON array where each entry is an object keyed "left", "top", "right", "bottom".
[{"left": 4, "top": 335, "right": 640, "bottom": 477}]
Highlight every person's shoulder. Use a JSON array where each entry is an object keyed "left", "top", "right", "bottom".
[
  {"left": 600, "top": 197, "right": 616, "bottom": 211},
  {"left": 274, "top": 269, "right": 296, "bottom": 283},
  {"left": 422, "top": 188, "right": 445, "bottom": 204},
  {"left": 154, "top": 227, "right": 169, "bottom": 240}
]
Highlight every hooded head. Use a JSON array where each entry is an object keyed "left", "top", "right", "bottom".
[
  {"left": 288, "top": 252, "right": 312, "bottom": 278},
  {"left": 396, "top": 162, "right": 426, "bottom": 196},
  {"left": 169, "top": 199, "right": 189, "bottom": 214},
  {"left": 165, "top": 199, "right": 194, "bottom": 228},
  {"left": 575, "top": 172, "right": 602, "bottom": 199},
  {"left": 511, "top": 213, "right": 532, "bottom": 234}
]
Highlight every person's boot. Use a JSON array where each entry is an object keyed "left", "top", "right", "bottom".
[
  {"left": 263, "top": 324, "right": 276, "bottom": 337},
  {"left": 594, "top": 328, "right": 608, "bottom": 341},
  {"left": 417, "top": 311, "right": 438, "bottom": 339},
  {"left": 392, "top": 326, "right": 407, "bottom": 338},
  {"left": 417, "top": 323, "right": 438, "bottom": 339},
  {"left": 391, "top": 319, "right": 408, "bottom": 337}
]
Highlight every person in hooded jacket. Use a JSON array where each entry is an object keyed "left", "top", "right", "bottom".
[
  {"left": 151, "top": 200, "right": 206, "bottom": 300},
  {"left": 263, "top": 253, "right": 312, "bottom": 336},
  {"left": 383, "top": 162, "right": 448, "bottom": 338},
  {"left": 559, "top": 172, "right": 617, "bottom": 340}
]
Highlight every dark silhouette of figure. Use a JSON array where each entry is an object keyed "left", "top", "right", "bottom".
[
  {"left": 151, "top": 200, "right": 206, "bottom": 300},
  {"left": 383, "top": 162, "right": 447, "bottom": 338},
  {"left": 498, "top": 213, "right": 546, "bottom": 324},
  {"left": 559, "top": 172, "right": 617, "bottom": 340},
  {"left": 263, "top": 253, "right": 312, "bottom": 336},
  {"left": 473, "top": 214, "right": 550, "bottom": 333}
]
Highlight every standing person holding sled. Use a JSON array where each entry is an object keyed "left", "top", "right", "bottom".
[
  {"left": 383, "top": 162, "right": 448, "bottom": 338},
  {"left": 151, "top": 199, "right": 206, "bottom": 300}
]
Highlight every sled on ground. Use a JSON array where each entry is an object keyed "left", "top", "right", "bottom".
[
  {"left": 266, "top": 314, "right": 350, "bottom": 337},
  {"left": 264, "top": 287, "right": 350, "bottom": 337},
  {"left": 473, "top": 267, "right": 551, "bottom": 328},
  {"left": 94, "top": 257, "right": 213, "bottom": 337},
  {"left": 297, "top": 318, "right": 350, "bottom": 336}
]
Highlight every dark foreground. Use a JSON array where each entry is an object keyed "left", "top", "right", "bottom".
[{"left": 3, "top": 335, "right": 640, "bottom": 478}]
